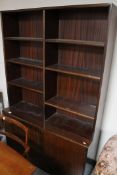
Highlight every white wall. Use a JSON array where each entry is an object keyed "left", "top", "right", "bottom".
[
  {"left": 97, "top": 27, "right": 117, "bottom": 155},
  {"left": 0, "top": 0, "right": 115, "bottom": 11},
  {"left": 0, "top": 13, "right": 8, "bottom": 107},
  {"left": 0, "top": 0, "right": 117, "bottom": 159}
]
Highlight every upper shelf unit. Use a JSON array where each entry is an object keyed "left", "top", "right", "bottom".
[{"left": 2, "top": 4, "right": 112, "bottom": 143}]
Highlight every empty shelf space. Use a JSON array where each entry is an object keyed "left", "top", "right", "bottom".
[
  {"left": 5, "top": 37, "right": 43, "bottom": 42},
  {"left": 45, "top": 39, "right": 105, "bottom": 47},
  {"left": 7, "top": 57, "right": 43, "bottom": 69},
  {"left": 46, "top": 112, "right": 93, "bottom": 145},
  {"left": 4, "top": 101, "right": 43, "bottom": 128},
  {"left": 45, "top": 96, "right": 96, "bottom": 120},
  {"left": 8, "top": 78, "right": 43, "bottom": 93},
  {"left": 46, "top": 64, "right": 101, "bottom": 81}
]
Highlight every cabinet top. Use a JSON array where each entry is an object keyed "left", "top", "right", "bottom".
[{"left": 1, "top": 3, "right": 114, "bottom": 13}]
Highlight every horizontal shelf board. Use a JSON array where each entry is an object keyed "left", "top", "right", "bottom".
[
  {"left": 5, "top": 37, "right": 43, "bottom": 42},
  {"left": 45, "top": 39, "right": 105, "bottom": 47},
  {"left": 3, "top": 101, "right": 43, "bottom": 128},
  {"left": 8, "top": 78, "right": 43, "bottom": 94},
  {"left": 46, "top": 64, "right": 101, "bottom": 81},
  {"left": 7, "top": 57, "right": 43, "bottom": 69},
  {"left": 45, "top": 96, "right": 96, "bottom": 120},
  {"left": 46, "top": 112, "right": 93, "bottom": 145}
]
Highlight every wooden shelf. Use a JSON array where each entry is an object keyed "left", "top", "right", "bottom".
[
  {"left": 46, "top": 64, "right": 101, "bottom": 81},
  {"left": 45, "top": 39, "right": 105, "bottom": 47},
  {"left": 5, "top": 37, "right": 43, "bottom": 42},
  {"left": 3, "top": 101, "right": 43, "bottom": 128},
  {"left": 8, "top": 78, "right": 43, "bottom": 94},
  {"left": 46, "top": 112, "right": 93, "bottom": 145},
  {"left": 7, "top": 57, "right": 43, "bottom": 69},
  {"left": 45, "top": 96, "right": 96, "bottom": 120}
]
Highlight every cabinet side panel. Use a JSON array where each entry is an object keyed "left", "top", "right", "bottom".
[{"left": 88, "top": 5, "right": 117, "bottom": 159}]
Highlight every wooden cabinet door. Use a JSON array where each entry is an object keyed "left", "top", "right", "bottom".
[{"left": 44, "top": 130, "right": 88, "bottom": 175}]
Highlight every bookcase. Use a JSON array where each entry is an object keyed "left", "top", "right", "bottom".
[
  {"left": 2, "top": 4, "right": 117, "bottom": 175},
  {"left": 2, "top": 11, "right": 44, "bottom": 128}
]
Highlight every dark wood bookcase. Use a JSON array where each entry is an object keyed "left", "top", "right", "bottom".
[{"left": 2, "top": 4, "right": 117, "bottom": 175}]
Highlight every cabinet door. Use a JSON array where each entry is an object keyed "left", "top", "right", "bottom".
[{"left": 44, "top": 130, "right": 87, "bottom": 175}]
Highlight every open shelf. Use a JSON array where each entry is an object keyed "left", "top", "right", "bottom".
[
  {"left": 45, "top": 96, "right": 96, "bottom": 120},
  {"left": 7, "top": 57, "right": 43, "bottom": 69},
  {"left": 45, "top": 112, "right": 93, "bottom": 145},
  {"left": 46, "top": 64, "right": 101, "bottom": 81},
  {"left": 45, "top": 39, "right": 104, "bottom": 47},
  {"left": 8, "top": 77, "right": 43, "bottom": 94},
  {"left": 5, "top": 37, "right": 43, "bottom": 42},
  {"left": 3, "top": 101, "right": 43, "bottom": 128}
]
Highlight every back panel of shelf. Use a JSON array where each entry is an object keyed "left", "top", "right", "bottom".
[
  {"left": 7, "top": 86, "right": 43, "bottom": 127},
  {"left": 7, "top": 86, "right": 43, "bottom": 111},
  {"left": 45, "top": 43, "right": 104, "bottom": 79},
  {"left": 4, "top": 41, "right": 43, "bottom": 63},
  {"left": 45, "top": 107, "right": 94, "bottom": 145},
  {"left": 2, "top": 11, "right": 43, "bottom": 38},
  {"left": 45, "top": 7, "right": 109, "bottom": 42},
  {"left": 45, "top": 71, "right": 99, "bottom": 119}
]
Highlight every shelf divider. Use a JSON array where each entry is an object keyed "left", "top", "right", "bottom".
[
  {"left": 46, "top": 64, "right": 101, "bottom": 81},
  {"left": 45, "top": 96, "right": 96, "bottom": 120},
  {"left": 5, "top": 37, "right": 43, "bottom": 42},
  {"left": 8, "top": 77, "right": 43, "bottom": 94},
  {"left": 45, "top": 112, "right": 93, "bottom": 146},
  {"left": 45, "top": 39, "right": 105, "bottom": 47},
  {"left": 7, "top": 57, "right": 43, "bottom": 69},
  {"left": 3, "top": 101, "right": 43, "bottom": 128}
]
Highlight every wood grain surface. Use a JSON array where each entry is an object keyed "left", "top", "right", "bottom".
[{"left": 0, "top": 141, "right": 36, "bottom": 175}]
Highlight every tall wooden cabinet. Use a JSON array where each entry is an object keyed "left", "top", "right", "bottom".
[{"left": 2, "top": 3, "right": 117, "bottom": 175}]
